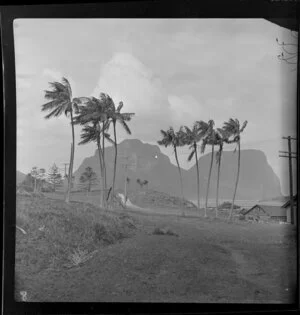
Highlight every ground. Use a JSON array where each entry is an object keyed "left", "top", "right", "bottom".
[{"left": 15, "top": 191, "right": 297, "bottom": 303}]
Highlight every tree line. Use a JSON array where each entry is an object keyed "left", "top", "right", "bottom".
[
  {"left": 40, "top": 77, "right": 247, "bottom": 219},
  {"left": 20, "top": 163, "right": 64, "bottom": 193},
  {"left": 41, "top": 78, "right": 135, "bottom": 208},
  {"left": 157, "top": 119, "right": 247, "bottom": 221}
]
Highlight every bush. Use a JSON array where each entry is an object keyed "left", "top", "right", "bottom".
[
  {"left": 153, "top": 226, "right": 178, "bottom": 237},
  {"left": 17, "top": 185, "right": 33, "bottom": 193},
  {"left": 41, "top": 186, "right": 54, "bottom": 193}
]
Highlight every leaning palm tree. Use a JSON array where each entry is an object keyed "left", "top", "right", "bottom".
[
  {"left": 104, "top": 95, "right": 135, "bottom": 206},
  {"left": 73, "top": 96, "right": 111, "bottom": 205},
  {"left": 222, "top": 118, "right": 248, "bottom": 220},
  {"left": 74, "top": 95, "right": 114, "bottom": 206},
  {"left": 41, "top": 77, "right": 78, "bottom": 203},
  {"left": 214, "top": 128, "right": 230, "bottom": 218},
  {"left": 78, "top": 123, "right": 114, "bottom": 207},
  {"left": 158, "top": 126, "right": 185, "bottom": 202},
  {"left": 197, "top": 120, "right": 216, "bottom": 218},
  {"left": 183, "top": 123, "right": 203, "bottom": 209}
]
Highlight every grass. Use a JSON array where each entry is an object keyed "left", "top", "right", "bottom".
[
  {"left": 15, "top": 190, "right": 297, "bottom": 303},
  {"left": 15, "top": 193, "right": 137, "bottom": 298}
]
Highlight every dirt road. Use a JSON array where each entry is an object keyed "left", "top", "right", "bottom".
[{"left": 22, "top": 209, "right": 296, "bottom": 303}]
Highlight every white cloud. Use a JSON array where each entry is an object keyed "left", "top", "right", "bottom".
[{"left": 92, "top": 52, "right": 172, "bottom": 141}]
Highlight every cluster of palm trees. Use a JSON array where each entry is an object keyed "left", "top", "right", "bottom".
[
  {"left": 41, "top": 77, "right": 135, "bottom": 208},
  {"left": 158, "top": 119, "right": 247, "bottom": 220}
]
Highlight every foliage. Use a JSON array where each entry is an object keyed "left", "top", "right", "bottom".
[
  {"left": 47, "top": 163, "right": 63, "bottom": 192},
  {"left": 79, "top": 167, "right": 98, "bottom": 193},
  {"left": 41, "top": 77, "right": 79, "bottom": 202}
]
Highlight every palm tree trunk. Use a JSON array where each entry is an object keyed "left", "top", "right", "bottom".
[
  {"left": 97, "top": 141, "right": 104, "bottom": 208},
  {"left": 174, "top": 146, "right": 184, "bottom": 202},
  {"left": 111, "top": 120, "right": 117, "bottom": 207},
  {"left": 216, "top": 147, "right": 222, "bottom": 218},
  {"left": 205, "top": 145, "right": 214, "bottom": 217},
  {"left": 102, "top": 122, "right": 107, "bottom": 201},
  {"left": 194, "top": 142, "right": 200, "bottom": 210},
  {"left": 66, "top": 111, "right": 75, "bottom": 203},
  {"left": 229, "top": 141, "right": 240, "bottom": 221}
]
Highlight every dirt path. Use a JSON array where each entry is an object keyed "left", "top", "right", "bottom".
[{"left": 22, "top": 210, "right": 296, "bottom": 303}]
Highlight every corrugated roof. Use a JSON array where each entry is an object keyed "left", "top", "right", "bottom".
[
  {"left": 257, "top": 201, "right": 284, "bottom": 207},
  {"left": 244, "top": 204, "right": 287, "bottom": 217},
  {"left": 282, "top": 195, "right": 298, "bottom": 208}
]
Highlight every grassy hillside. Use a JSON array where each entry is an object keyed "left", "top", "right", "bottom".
[{"left": 15, "top": 193, "right": 137, "bottom": 295}]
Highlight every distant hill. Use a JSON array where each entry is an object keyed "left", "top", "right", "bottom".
[
  {"left": 17, "top": 170, "right": 27, "bottom": 184},
  {"left": 185, "top": 149, "right": 282, "bottom": 200},
  {"left": 74, "top": 139, "right": 282, "bottom": 201}
]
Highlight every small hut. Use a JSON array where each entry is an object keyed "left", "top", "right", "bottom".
[
  {"left": 282, "top": 195, "right": 297, "bottom": 224},
  {"left": 242, "top": 201, "right": 287, "bottom": 223}
]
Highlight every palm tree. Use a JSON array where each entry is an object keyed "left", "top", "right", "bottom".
[
  {"left": 78, "top": 123, "right": 114, "bottom": 207},
  {"left": 214, "top": 128, "right": 230, "bottom": 218},
  {"left": 104, "top": 95, "right": 135, "bottom": 206},
  {"left": 73, "top": 96, "right": 111, "bottom": 205},
  {"left": 158, "top": 127, "right": 185, "bottom": 202},
  {"left": 222, "top": 118, "right": 248, "bottom": 220},
  {"left": 41, "top": 78, "right": 78, "bottom": 203},
  {"left": 197, "top": 120, "right": 216, "bottom": 218},
  {"left": 183, "top": 123, "right": 203, "bottom": 209}
]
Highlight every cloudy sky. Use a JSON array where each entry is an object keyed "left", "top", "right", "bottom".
[{"left": 14, "top": 19, "right": 297, "bottom": 194}]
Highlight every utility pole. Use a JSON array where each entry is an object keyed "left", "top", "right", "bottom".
[
  {"left": 279, "top": 136, "right": 297, "bottom": 224},
  {"left": 61, "top": 163, "right": 70, "bottom": 177}
]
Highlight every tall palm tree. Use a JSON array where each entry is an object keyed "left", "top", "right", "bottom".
[
  {"left": 183, "top": 123, "right": 203, "bottom": 209},
  {"left": 158, "top": 127, "right": 185, "bottom": 202},
  {"left": 74, "top": 96, "right": 114, "bottom": 207},
  {"left": 104, "top": 95, "right": 135, "bottom": 206},
  {"left": 78, "top": 123, "right": 114, "bottom": 207},
  {"left": 214, "top": 128, "right": 230, "bottom": 218},
  {"left": 197, "top": 120, "right": 216, "bottom": 218},
  {"left": 41, "top": 77, "right": 78, "bottom": 203},
  {"left": 222, "top": 118, "right": 248, "bottom": 220}
]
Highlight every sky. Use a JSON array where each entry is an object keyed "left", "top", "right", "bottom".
[{"left": 14, "top": 19, "right": 297, "bottom": 195}]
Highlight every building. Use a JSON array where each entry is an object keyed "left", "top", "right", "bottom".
[
  {"left": 282, "top": 195, "right": 297, "bottom": 224},
  {"left": 242, "top": 201, "right": 288, "bottom": 223}
]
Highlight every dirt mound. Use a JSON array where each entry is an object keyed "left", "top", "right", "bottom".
[{"left": 127, "top": 190, "right": 197, "bottom": 210}]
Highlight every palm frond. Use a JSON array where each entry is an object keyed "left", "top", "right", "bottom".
[
  {"left": 117, "top": 101, "right": 123, "bottom": 112},
  {"left": 119, "top": 120, "right": 132, "bottom": 135},
  {"left": 41, "top": 100, "right": 60, "bottom": 112},
  {"left": 184, "top": 126, "right": 192, "bottom": 134},
  {"left": 240, "top": 120, "right": 248, "bottom": 133},
  {"left": 44, "top": 90, "right": 68, "bottom": 101},
  {"left": 44, "top": 105, "right": 64, "bottom": 119},
  {"left": 187, "top": 149, "right": 195, "bottom": 162},
  {"left": 200, "top": 140, "right": 207, "bottom": 154},
  {"left": 120, "top": 113, "right": 135, "bottom": 121},
  {"left": 62, "top": 77, "right": 72, "bottom": 99}
]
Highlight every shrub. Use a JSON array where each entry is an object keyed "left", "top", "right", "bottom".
[{"left": 153, "top": 226, "right": 178, "bottom": 237}]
